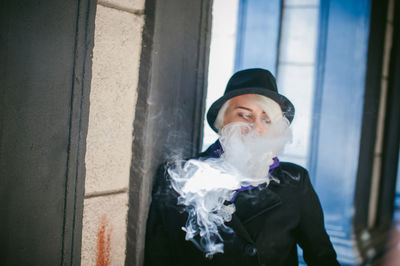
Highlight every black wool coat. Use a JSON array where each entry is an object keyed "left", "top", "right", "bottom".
[{"left": 144, "top": 144, "right": 339, "bottom": 266}]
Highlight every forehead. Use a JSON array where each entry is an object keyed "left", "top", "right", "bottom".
[{"left": 229, "top": 94, "right": 265, "bottom": 111}]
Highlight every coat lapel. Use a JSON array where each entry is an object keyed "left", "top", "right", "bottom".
[
  {"left": 234, "top": 182, "right": 282, "bottom": 224},
  {"left": 225, "top": 184, "right": 282, "bottom": 245},
  {"left": 227, "top": 212, "right": 255, "bottom": 244}
]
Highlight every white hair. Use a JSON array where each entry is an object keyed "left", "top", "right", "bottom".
[
  {"left": 213, "top": 95, "right": 284, "bottom": 133},
  {"left": 214, "top": 99, "right": 231, "bottom": 132}
]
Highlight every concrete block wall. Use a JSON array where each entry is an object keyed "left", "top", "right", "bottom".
[
  {"left": 276, "top": 0, "right": 320, "bottom": 167},
  {"left": 81, "top": 0, "right": 145, "bottom": 265}
]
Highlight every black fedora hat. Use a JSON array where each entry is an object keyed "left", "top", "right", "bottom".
[{"left": 207, "top": 68, "right": 295, "bottom": 132}]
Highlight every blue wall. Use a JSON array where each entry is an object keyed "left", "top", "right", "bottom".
[
  {"left": 235, "top": 0, "right": 372, "bottom": 264},
  {"left": 311, "top": 1, "right": 371, "bottom": 263},
  {"left": 235, "top": 0, "right": 282, "bottom": 75}
]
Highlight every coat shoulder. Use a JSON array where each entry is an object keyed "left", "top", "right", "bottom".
[
  {"left": 276, "top": 161, "right": 311, "bottom": 185},
  {"left": 279, "top": 161, "right": 308, "bottom": 173}
]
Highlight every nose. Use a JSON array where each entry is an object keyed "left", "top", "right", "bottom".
[{"left": 253, "top": 119, "right": 267, "bottom": 136}]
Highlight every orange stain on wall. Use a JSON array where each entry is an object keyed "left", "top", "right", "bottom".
[{"left": 96, "top": 216, "right": 112, "bottom": 266}]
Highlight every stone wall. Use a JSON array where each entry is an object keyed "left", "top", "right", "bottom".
[{"left": 81, "top": 0, "right": 145, "bottom": 265}]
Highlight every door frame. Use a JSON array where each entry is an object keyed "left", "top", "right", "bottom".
[{"left": 125, "top": 0, "right": 212, "bottom": 265}]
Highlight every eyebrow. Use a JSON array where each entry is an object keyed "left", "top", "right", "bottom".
[
  {"left": 234, "top": 106, "right": 253, "bottom": 112},
  {"left": 234, "top": 106, "right": 269, "bottom": 116}
]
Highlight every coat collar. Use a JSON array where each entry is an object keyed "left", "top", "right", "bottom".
[{"left": 201, "top": 139, "right": 224, "bottom": 158}]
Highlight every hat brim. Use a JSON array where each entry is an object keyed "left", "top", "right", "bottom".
[{"left": 206, "top": 87, "right": 295, "bottom": 132}]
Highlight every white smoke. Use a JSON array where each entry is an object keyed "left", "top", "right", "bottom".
[
  {"left": 220, "top": 119, "right": 292, "bottom": 183},
  {"left": 167, "top": 118, "right": 292, "bottom": 257}
]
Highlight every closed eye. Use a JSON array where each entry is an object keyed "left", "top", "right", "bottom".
[
  {"left": 262, "top": 117, "right": 271, "bottom": 124},
  {"left": 239, "top": 113, "right": 252, "bottom": 121}
]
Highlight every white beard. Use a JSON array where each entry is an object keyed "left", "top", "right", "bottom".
[{"left": 219, "top": 118, "right": 292, "bottom": 183}]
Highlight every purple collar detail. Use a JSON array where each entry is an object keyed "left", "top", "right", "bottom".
[
  {"left": 269, "top": 157, "right": 280, "bottom": 174},
  {"left": 229, "top": 185, "right": 256, "bottom": 202}
]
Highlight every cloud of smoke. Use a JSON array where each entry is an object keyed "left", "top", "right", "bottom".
[
  {"left": 220, "top": 119, "right": 292, "bottom": 182},
  {"left": 167, "top": 118, "right": 292, "bottom": 258}
]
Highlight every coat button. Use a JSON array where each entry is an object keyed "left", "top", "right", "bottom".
[{"left": 245, "top": 244, "right": 257, "bottom": 256}]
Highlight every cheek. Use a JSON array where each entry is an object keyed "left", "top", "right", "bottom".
[
  {"left": 240, "top": 126, "right": 250, "bottom": 135},
  {"left": 223, "top": 113, "right": 238, "bottom": 126}
]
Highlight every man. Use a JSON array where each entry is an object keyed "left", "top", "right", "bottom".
[{"left": 145, "top": 68, "right": 339, "bottom": 265}]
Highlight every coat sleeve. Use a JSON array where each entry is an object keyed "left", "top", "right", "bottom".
[{"left": 295, "top": 169, "right": 340, "bottom": 266}]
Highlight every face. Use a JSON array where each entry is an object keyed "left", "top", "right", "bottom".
[{"left": 223, "top": 94, "right": 271, "bottom": 135}]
